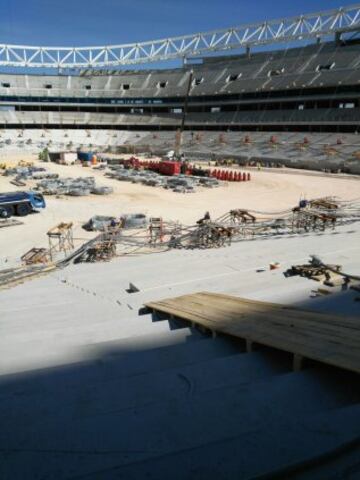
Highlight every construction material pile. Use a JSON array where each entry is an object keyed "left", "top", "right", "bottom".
[
  {"left": 3, "top": 166, "right": 58, "bottom": 186},
  {"left": 177, "top": 197, "right": 360, "bottom": 248},
  {"left": 74, "top": 196, "right": 360, "bottom": 258},
  {"left": 106, "top": 167, "right": 219, "bottom": 193},
  {"left": 115, "top": 196, "right": 360, "bottom": 252},
  {"left": 3, "top": 166, "right": 49, "bottom": 178},
  {"left": 285, "top": 255, "right": 360, "bottom": 294},
  {"left": 79, "top": 236, "right": 117, "bottom": 263},
  {"left": 83, "top": 213, "right": 148, "bottom": 232},
  {"left": 35, "top": 176, "right": 113, "bottom": 196},
  {"left": 83, "top": 215, "right": 117, "bottom": 231}
]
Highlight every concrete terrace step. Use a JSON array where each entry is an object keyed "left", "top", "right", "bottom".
[
  {"left": 1, "top": 369, "right": 359, "bottom": 480},
  {"left": 0, "top": 351, "right": 289, "bottom": 431},
  {"left": 0, "top": 333, "right": 239, "bottom": 386},
  {"left": 81, "top": 404, "right": 360, "bottom": 480},
  {"left": 0, "top": 312, "right": 179, "bottom": 346},
  {"left": 54, "top": 257, "right": 237, "bottom": 300},
  {"left": 0, "top": 324, "right": 207, "bottom": 376},
  {"left": 36, "top": 226, "right": 359, "bottom": 309}
]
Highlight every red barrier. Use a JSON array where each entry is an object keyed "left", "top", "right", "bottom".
[
  {"left": 242, "top": 172, "right": 247, "bottom": 181},
  {"left": 228, "top": 171, "right": 233, "bottom": 182},
  {"left": 247, "top": 172, "right": 251, "bottom": 181}
]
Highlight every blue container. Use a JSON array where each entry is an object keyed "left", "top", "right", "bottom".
[{"left": 78, "top": 151, "right": 93, "bottom": 162}]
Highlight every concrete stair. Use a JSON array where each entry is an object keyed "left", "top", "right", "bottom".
[{"left": 1, "top": 363, "right": 359, "bottom": 480}]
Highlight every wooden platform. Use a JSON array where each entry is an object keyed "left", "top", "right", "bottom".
[{"left": 145, "top": 292, "right": 360, "bottom": 374}]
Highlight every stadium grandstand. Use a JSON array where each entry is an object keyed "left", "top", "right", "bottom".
[
  {"left": 1, "top": 4, "right": 360, "bottom": 171},
  {"left": 1, "top": 4, "right": 360, "bottom": 480}
]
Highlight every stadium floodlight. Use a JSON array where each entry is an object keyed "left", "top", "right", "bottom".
[{"left": 0, "top": 4, "right": 360, "bottom": 68}]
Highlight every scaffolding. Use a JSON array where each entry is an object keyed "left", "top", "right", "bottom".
[
  {"left": 149, "top": 217, "right": 164, "bottom": 245},
  {"left": 47, "top": 222, "right": 74, "bottom": 260}
]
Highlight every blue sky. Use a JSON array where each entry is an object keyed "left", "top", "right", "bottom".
[{"left": 0, "top": 0, "right": 356, "bottom": 46}]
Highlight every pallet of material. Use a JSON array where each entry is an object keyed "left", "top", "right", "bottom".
[
  {"left": 285, "top": 263, "right": 342, "bottom": 283},
  {"left": 21, "top": 247, "right": 51, "bottom": 265},
  {"left": 10, "top": 179, "right": 26, "bottom": 187},
  {"left": 145, "top": 292, "right": 360, "bottom": 374}
]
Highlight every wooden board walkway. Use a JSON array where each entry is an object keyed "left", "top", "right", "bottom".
[{"left": 145, "top": 292, "right": 360, "bottom": 374}]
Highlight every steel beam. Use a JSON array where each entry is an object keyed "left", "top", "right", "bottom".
[{"left": 0, "top": 5, "right": 359, "bottom": 68}]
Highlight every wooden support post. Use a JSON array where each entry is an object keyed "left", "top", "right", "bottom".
[
  {"left": 246, "top": 339, "right": 253, "bottom": 352},
  {"left": 293, "top": 353, "right": 304, "bottom": 372}
]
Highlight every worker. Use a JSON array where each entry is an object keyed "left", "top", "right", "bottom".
[
  {"left": 299, "top": 199, "right": 309, "bottom": 209},
  {"left": 197, "top": 211, "right": 211, "bottom": 225}
]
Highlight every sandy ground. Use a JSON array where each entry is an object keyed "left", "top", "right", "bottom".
[{"left": 1, "top": 152, "right": 360, "bottom": 264}]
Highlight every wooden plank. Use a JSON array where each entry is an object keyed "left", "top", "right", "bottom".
[
  {"left": 159, "top": 293, "right": 360, "bottom": 344},
  {"left": 145, "top": 292, "right": 360, "bottom": 374},
  {"left": 197, "top": 292, "right": 360, "bottom": 328}
]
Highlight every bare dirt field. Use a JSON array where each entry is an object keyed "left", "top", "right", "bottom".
[{"left": 1, "top": 152, "right": 360, "bottom": 263}]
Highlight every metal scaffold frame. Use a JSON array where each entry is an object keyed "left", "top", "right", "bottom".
[{"left": 0, "top": 5, "right": 360, "bottom": 68}]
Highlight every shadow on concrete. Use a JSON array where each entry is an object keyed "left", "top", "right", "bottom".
[{"left": 0, "top": 295, "right": 359, "bottom": 480}]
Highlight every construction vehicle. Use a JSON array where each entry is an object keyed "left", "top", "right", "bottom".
[
  {"left": 0, "top": 191, "right": 46, "bottom": 217},
  {"left": 0, "top": 206, "right": 9, "bottom": 218}
]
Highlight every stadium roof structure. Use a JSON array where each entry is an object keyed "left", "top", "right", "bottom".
[{"left": 0, "top": 4, "right": 360, "bottom": 69}]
